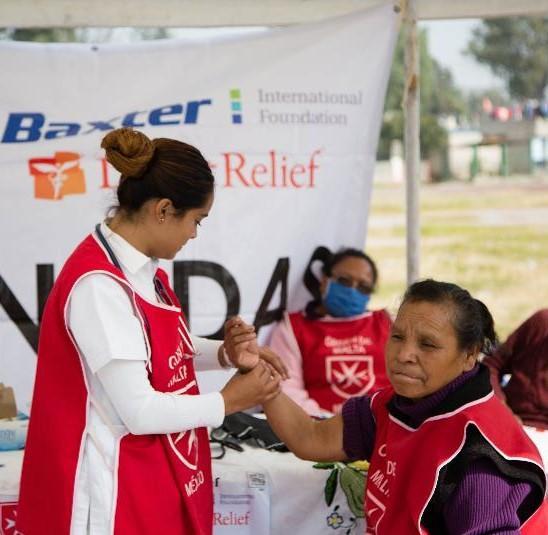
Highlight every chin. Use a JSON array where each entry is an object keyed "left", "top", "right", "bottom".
[{"left": 390, "top": 376, "right": 426, "bottom": 399}]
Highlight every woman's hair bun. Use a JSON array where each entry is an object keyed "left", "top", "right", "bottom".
[{"left": 101, "top": 128, "right": 154, "bottom": 178}]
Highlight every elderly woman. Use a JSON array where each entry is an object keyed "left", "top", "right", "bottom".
[
  {"left": 264, "top": 279, "right": 546, "bottom": 534},
  {"left": 269, "top": 247, "right": 391, "bottom": 415}
]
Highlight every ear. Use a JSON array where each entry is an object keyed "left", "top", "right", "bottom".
[
  {"left": 462, "top": 348, "right": 479, "bottom": 372},
  {"left": 154, "top": 198, "right": 173, "bottom": 220}
]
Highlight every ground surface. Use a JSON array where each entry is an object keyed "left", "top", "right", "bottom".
[{"left": 367, "top": 174, "right": 548, "bottom": 339}]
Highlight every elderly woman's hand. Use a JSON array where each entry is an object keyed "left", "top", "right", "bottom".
[
  {"left": 222, "top": 318, "right": 289, "bottom": 379},
  {"left": 223, "top": 316, "right": 260, "bottom": 371}
]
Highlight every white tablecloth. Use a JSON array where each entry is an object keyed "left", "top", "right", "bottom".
[
  {"left": 0, "top": 446, "right": 365, "bottom": 535},
  {"left": 213, "top": 444, "right": 365, "bottom": 534}
]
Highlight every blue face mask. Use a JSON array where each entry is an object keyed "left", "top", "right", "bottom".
[{"left": 323, "top": 280, "right": 370, "bottom": 318}]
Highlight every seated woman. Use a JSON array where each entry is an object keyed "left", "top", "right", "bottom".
[
  {"left": 264, "top": 279, "right": 547, "bottom": 534},
  {"left": 269, "top": 247, "right": 391, "bottom": 415},
  {"left": 483, "top": 309, "right": 548, "bottom": 465}
]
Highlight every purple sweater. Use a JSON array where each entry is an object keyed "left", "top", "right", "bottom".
[{"left": 342, "top": 367, "right": 536, "bottom": 535}]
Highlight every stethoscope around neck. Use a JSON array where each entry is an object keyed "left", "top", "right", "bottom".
[
  {"left": 94, "top": 223, "right": 173, "bottom": 306},
  {"left": 94, "top": 224, "right": 196, "bottom": 358},
  {"left": 95, "top": 223, "right": 123, "bottom": 270}
]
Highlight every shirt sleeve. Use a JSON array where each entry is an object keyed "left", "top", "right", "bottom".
[
  {"left": 191, "top": 335, "right": 227, "bottom": 372},
  {"left": 341, "top": 396, "right": 376, "bottom": 461},
  {"left": 443, "top": 457, "right": 535, "bottom": 535},
  {"left": 68, "top": 273, "right": 148, "bottom": 373},
  {"left": 269, "top": 313, "right": 325, "bottom": 416},
  {"left": 96, "top": 359, "right": 225, "bottom": 434}
]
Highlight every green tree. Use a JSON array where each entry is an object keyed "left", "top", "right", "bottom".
[
  {"left": 379, "top": 29, "right": 463, "bottom": 161},
  {"left": 0, "top": 28, "right": 77, "bottom": 42},
  {"left": 467, "top": 18, "right": 548, "bottom": 100},
  {"left": 0, "top": 27, "right": 168, "bottom": 43}
]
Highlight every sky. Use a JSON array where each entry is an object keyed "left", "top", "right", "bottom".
[{"left": 419, "top": 19, "right": 506, "bottom": 93}]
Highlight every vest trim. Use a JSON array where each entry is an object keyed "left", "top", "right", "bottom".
[
  {"left": 417, "top": 420, "right": 547, "bottom": 530},
  {"left": 172, "top": 381, "right": 198, "bottom": 396},
  {"left": 62, "top": 280, "right": 91, "bottom": 532},
  {"left": 388, "top": 392, "right": 495, "bottom": 432},
  {"left": 67, "top": 269, "right": 153, "bottom": 366},
  {"left": 91, "top": 233, "right": 181, "bottom": 313},
  {"left": 109, "top": 434, "right": 124, "bottom": 535},
  {"left": 62, "top": 266, "right": 153, "bottom": 532}
]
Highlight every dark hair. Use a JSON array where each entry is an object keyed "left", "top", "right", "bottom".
[
  {"left": 303, "top": 246, "right": 378, "bottom": 318},
  {"left": 401, "top": 279, "right": 498, "bottom": 355},
  {"left": 101, "top": 128, "right": 214, "bottom": 216},
  {"left": 322, "top": 248, "right": 378, "bottom": 285}
]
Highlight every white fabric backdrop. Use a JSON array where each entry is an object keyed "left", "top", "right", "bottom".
[{"left": 0, "top": 4, "right": 398, "bottom": 412}]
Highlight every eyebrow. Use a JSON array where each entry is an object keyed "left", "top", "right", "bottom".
[{"left": 334, "top": 271, "right": 373, "bottom": 284}]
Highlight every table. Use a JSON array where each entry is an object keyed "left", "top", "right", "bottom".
[
  {"left": 0, "top": 446, "right": 365, "bottom": 534},
  {"left": 213, "top": 444, "right": 365, "bottom": 534}
]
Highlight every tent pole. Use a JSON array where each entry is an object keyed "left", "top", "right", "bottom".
[{"left": 404, "top": 0, "right": 421, "bottom": 285}]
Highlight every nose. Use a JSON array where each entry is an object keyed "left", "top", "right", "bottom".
[{"left": 394, "top": 340, "right": 418, "bottom": 364}]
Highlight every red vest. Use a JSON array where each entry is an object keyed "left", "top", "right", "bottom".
[
  {"left": 16, "top": 234, "right": 213, "bottom": 535},
  {"left": 365, "top": 387, "right": 547, "bottom": 534},
  {"left": 289, "top": 310, "right": 391, "bottom": 413}
]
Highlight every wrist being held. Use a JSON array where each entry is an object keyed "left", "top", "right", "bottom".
[
  {"left": 223, "top": 316, "right": 260, "bottom": 371},
  {"left": 220, "top": 362, "right": 282, "bottom": 415},
  {"left": 217, "top": 343, "right": 233, "bottom": 369}
]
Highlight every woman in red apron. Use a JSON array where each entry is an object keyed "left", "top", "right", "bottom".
[
  {"left": 16, "top": 128, "right": 282, "bottom": 535},
  {"left": 270, "top": 247, "right": 391, "bottom": 415},
  {"left": 263, "top": 279, "right": 547, "bottom": 534}
]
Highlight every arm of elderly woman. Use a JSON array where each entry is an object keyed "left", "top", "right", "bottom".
[
  {"left": 263, "top": 392, "right": 347, "bottom": 462},
  {"left": 268, "top": 314, "right": 326, "bottom": 416}
]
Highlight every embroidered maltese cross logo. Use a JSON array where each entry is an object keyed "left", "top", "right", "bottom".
[
  {"left": 168, "top": 428, "right": 199, "bottom": 470},
  {"left": 325, "top": 355, "right": 375, "bottom": 398}
]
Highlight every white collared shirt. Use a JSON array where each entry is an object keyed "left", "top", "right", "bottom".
[{"left": 67, "top": 222, "right": 225, "bottom": 534}]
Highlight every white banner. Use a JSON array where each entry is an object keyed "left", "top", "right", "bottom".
[{"left": 0, "top": 4, "right": 398, "bottom": 413}]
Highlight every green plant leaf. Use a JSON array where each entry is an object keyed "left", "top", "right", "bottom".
[
  {"left": 324, "top": 469, "right": 338, "bottom": 507},
  {"left": 313, "top": 462, "right": 335, "bottom": 470},
  {"left": 339, "top": 466, "right": 366, "bottom": 518}
]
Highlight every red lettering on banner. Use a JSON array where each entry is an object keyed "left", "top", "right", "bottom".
[
  {"left": 222, "top": 149, "right": 321, "bottom": 189},
  {"left": 100, "top": 157, "right": 114, "bottom": 189},
  {"left": 251, "top": 163, "right": 268, "bottom": 188},
  {"left": 224, "top": 152, "right": 250, "bottom": 187},
  {"left": 22, "top": 149, "right": 322, "bottom": 196},
  {"left": 308, "top": 149, "right": 320, "bottom": 187},
  {"left": 213, "top": 511, "right": 251, "bottom": 526},
  {"left": 290, "top": 163, "right": 305, "bottom": 188}
]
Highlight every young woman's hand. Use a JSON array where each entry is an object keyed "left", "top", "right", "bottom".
[
  {"left": 220, "top": 361, "right": 281, "bottom": 415},
  {"left": 258, "top": 346, "right": 289, "bottom": 380}
]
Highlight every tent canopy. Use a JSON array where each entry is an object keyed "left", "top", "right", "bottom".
[{"left": 2, "top": 0, "right": 548, "bottom": 28}]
